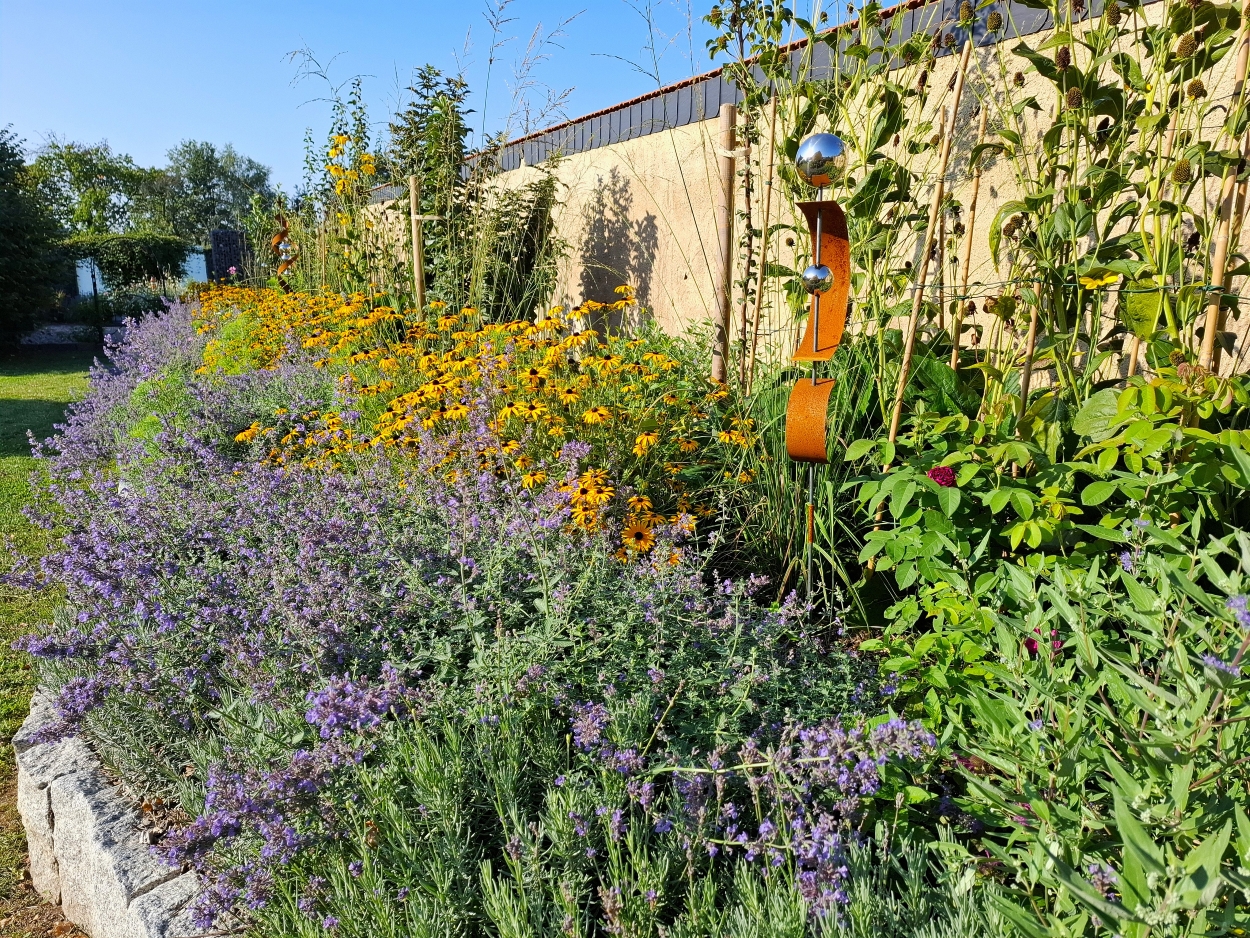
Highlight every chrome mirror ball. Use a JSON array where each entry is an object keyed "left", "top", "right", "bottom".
[
  {"left": 794, "top": 133, "right": 847, "bottom": 188},
  {"left": 801, "top": 264, "right": 833, "bottom": 295}
]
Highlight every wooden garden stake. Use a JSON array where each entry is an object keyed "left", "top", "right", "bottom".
[
  {"left": 887, "top": 39, "right": 972, "bottom": 444},
  {"left": 408, "top": 175, "right": 427, "bottom": 311},
  {"left": 1201, "top": 12, "right": 1250, "bottom": 370},
  {"left": 950, "top": 103, "right": 988, "bottom": 370},
  {"left": 868, "top": 41, "right": 972, "bottom": 573},
  {"left": 712, "top": 103, "right": 738, "bottom": 384},
  {"left": 747, "top": 95, "right": 779, "bottom": 393},
  {"left": 1216, "top": 152, "right": 1250, "bottom": 372}
]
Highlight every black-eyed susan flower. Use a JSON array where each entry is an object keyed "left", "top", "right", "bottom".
[
  {"left": 583, "top": 406, "right": 612, "bottom": 425},
  {"left": 622, "top": 524, "right": 656, "bottom": 553},
  {"left": 633, "top": 431, "right": 659, "bottom": 456}
]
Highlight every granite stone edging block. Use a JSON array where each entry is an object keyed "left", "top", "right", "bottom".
[{"left": 13, "top": 694, "right": 201, "bottom": 938}]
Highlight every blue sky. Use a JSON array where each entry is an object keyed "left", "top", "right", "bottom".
[{"left": 0, "top": 0, "right": 722, "bottom": 190}]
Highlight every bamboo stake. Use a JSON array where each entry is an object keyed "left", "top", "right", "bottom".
[
  {"left": 950, "top": 103, "right": 989, "bottom": 370},
  {"left": 712, "top": 104, "right": 738, "bottom": 384},
  {"left": 408, "top": 175, "right": 426, "bottom": 310},
  {"left": 1216, "top": 154, "right": 1250, "bottom": 373},
  {"left": 1200, "top": 8, "right": 1250, "bottom": 370},
  {"left": 887, "top": 40, "right": 972, "bottom": 443},
  {"left": 868, "top": 41, "right": 974, "bottom": 576},
  {"left": 747, "top": 95, "right": 779, "bottom": 393}
]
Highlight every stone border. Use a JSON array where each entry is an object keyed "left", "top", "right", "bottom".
[{"left": 14, "top": 695, "right": 201, "bottom": 938}]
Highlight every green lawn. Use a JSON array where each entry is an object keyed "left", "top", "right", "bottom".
[{"left": 0, "top": 345, "right": 94, "bottom": 921}]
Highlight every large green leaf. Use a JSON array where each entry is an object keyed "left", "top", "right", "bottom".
[
  {"left": 1119, "top": 277, "right": 1163, "bottom": 340},
  {"left": 1072, "top": 388, "right": 1121, "bottom": 441}
]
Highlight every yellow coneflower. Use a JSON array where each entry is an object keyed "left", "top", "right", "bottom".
[
  {"left": 633, "top": 431, "right": 659, "bottom": 456},
  {"left": 622, "top": 524, "right": 656, "bottom": 553},
  {"left": 583, "top": 406, "right": 612, "bottom": 425},
  {"left": 557, "top": 386, "right": 580, "bottom": 405},
  {"left": 627, "top": 495, "right": 652, "bottom": 512},
  {"left": 521, "top": 470, "right": 548, "bottom": 489}
]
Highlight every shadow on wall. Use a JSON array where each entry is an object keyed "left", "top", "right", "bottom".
[{"left": 577, "top": 168, "right": 659, "bottom": 332}]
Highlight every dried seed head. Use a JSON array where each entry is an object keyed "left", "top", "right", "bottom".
[
  {"left": 1066, "top": 86, "right": 1084, "bottom": 109},
  {"left": 918, "top": 69, "right": 929, "bottom": 89},
  {"left": 1186, "top": 230, "right": 1202, "bottom": 251},
  {"left": 966, "top": 300, "right": 977, "bottom": 315},
  {"left": 1169, "top": 349, "right": 1187, "bottom": 365},
  {"left": 988, "top": 10, "right": 1004, "bottom": 29},
  {"left": 1186, "top": 0, "right": 1202, "bottom": 8},
  {"left": 1187, "top": 78, "right": 1207, "bottom": 99},
  {"left": 1106, "top": 1, "right": 1122, "bottom": 24},
  {"left": 1056, "top": 45, "right": 1072, "bottom": 69},
  {"left": 953, "top": 221, "right": 967, "bottom": 236},
  {"left": 930, "top": 132, "right": 941, "bottom": 146},
  {"left": 1172, "top": 158, "right": 1193, "bottom": 184},
  {"left": 1013, "top": 71, "right": 1026, "bottom": 87},
  {"left": 948, "top": 72, "right": 958, "bottom": 91},
  {"left": 893, "top": 133, "right": 900, "bottom": 146},
  {"left": 1177, "top": 33, "right": 1197, "bottom": 57},
  {"left": 960, "top": 0, "right": 974, "bottom": 22},
  {"left": 943, "top": 31, "right": 955, "bottom": 47}
]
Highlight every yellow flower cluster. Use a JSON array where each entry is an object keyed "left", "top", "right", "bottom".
[{"left": 196, "top": 284, "right": 760, "bottom": 555}]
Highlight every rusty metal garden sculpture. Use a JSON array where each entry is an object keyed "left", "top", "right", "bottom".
[{"left": 785, "top": 133, "right": 849, "bottom": 597}]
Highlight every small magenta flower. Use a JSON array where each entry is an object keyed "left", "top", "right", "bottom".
[{"left": 927, "top": 466, "right": 957, "bottom": 487}]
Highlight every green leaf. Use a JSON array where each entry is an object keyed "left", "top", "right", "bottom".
[
  {"left": 1073, "top": 388, "right": 1121, "bottom": 441},
  {"left": 988, "top": 488, "right": 1012, "bottom": 514},
  {"left": 1074, "top": 523, "right": 1128, "bottom": 543},
  {"left": 1010, "top": 489, "right": 1035, "bottom": 520},
  {"left": 1097, "top": 445, "right": 1120, "bottom": 473},
  {"left": 1082, "top": 480, "right": 1119, "bottom": 506},
  {"left": 1120, "top": 277, "right": 1164, "bottom": 340},
  {"left": 844, "top": 439, "right": 876, "bottom": 461},
  {"left": 937, "top": 486, "right": 961, "bottom": 517}
]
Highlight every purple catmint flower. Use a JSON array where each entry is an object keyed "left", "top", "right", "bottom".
[
  {"left": 1228, "top": 595, "right": 1250, "bottom": 631},
  {"left": 304, "top": 665, "right": 407, "bottom": 740},
  {"left": 570, "top": 701, "right": 610, "bottom": 751},
  {"left": 1203, "top": 653, "right": 1242, "bottom": 678}
]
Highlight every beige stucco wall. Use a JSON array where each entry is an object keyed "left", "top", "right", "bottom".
[{"left": 498, "top": 1, "right": 1248, "bottom": 376}]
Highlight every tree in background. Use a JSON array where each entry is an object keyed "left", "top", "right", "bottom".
[
  {"left": 0, "top": 128, "right": 64, "bottom": 344},
  {"left": 135, "top": 141, "right": 273, "bottom": 246},
  {"left": 26, "top": 138, "right": 141, "bottom": 235},
  {"left": 27, "top": 137, "right": 271, "bottom": 248}
]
